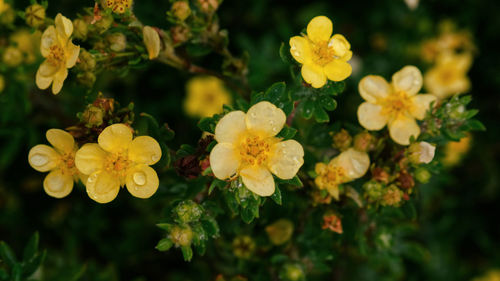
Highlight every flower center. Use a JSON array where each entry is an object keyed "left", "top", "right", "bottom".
[
  {"left": 107, "top": 0, "right": 132, "bottom": 13},
  {"left": 47, "top": 45, "right": 65, "bottom": 66},
  {"left": 381, "top": 91, "right": 412, "bottom": 119},
  {"left": 239, "top": 134, "right": 273, "bottom": 166},
  {"left": 316, "top": 165, "right": 346, "bottom": 190},
  {"left": 60, "top": 152, "right": 79, "bottom": 176},
  {"left": 311, "top": 41, "right": 336, "bottom": 66},
  {"left": 104, "top": 152, "right": 131, "bottom": 179}
]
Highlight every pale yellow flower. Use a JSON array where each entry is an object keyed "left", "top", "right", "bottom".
[
  {"left": 143, "top": 26, "right": 161, "bottom": 60},
  {"left": 36, "top": 13, "right": 80, "bottom": 94},
  {"left": 75, "top": 124, "right": 162, "bottom": 203},
  {"left": 314, "top": 148, "right": 370, "bottom": 200},
  {"left": 289, "top": 16, "right": 352, "bottom": 88},
  {"left": 424, "top": 52, "right": 472, "bottom": 99},
  {"left": 357, "top": 66, "right": 437, "bottom": 145},
  {"left": 104, "top": 0, "right": 133, "bottom": 14},
  {"left": 28, "top": 129, "right": 84, "bottom": 198},
  {"left": 443, "top": 134, "right": 472, "bottom": 167},
  {"left": 209, "top": 101, "right": 304, "bottom": 196},
  {"left": 184, "top": 76, "right": 232, "bottom": 118},
  {"left": 408, "top": 141, "right": 436, "bottom": 164}
]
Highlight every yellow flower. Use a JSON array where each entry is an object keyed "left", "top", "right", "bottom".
[
  {"left": 75, "top": 124, "right": 162, "bottom": 203},
  {"left": 357, "top": 66, "right": 437, "bottom": 145},
  {"left": 10, "top": 29, "right": 41, "bottom": 64},
  {"left": 36, "top": 13, "right": 80, "bottom": 95},
  {"left": 424, "top": 52, "right": 472, "bottom": 100},
  {"left": 314, "top": 148, "right": 369, "bottom": 200},
  {"left": 289, "top": 16, "right": 352, "bottom": 88},
  {"left": 443, "top": 134, "right": 471, "bottom": 167},
  {"left": 184, "top": 76, "right": 232, "bottom": 118},
  {"left": 0, "top": 0, "right": 9, "bottom": 14},
  {"left": 209, "top": 101, "right": 304, "bottom": 196},
  {"left": 28, "top": 129, "right": 84, "bottom": 198},
  {"left": 143, "top": 26, "right": 161, "bottom": 60},
  {"left": 104, "top": 0, "right": 133, "bottom": 14}
]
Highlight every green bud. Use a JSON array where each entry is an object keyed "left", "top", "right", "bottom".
[
  {"left": 363, "top": 180, "right": 383, "bottom": 202},
  {"left": 77, "top": 72, "right": 96, "bottom": 88},
  {"left": 25, "top": 4, "right": 46, "bottom": 28},
  {"left": 94, "top": 14, "right": 113, "bottom": 33},
  {"left": 73, "top": 18, "right": 89, "bottom": 40},
  {"left": 78, "top": 50, "right": 96, "bottom": 71},
  {"left": 332, "top": 129, "right": 352, "bottom": 151},
  {"left": 2, "top": 47, "right": 23, "bottom": 67},
  {"left": 279, "top": 263, "right": 306, "bottom": 281},
  {"left": 175, "top": 200, "right": 203, "bottom": 223},
  {"left": 169, "top": 225, "right": 193, "bottom": 247},
  {"left": 81, "top": 105, "right": 104, "bottom": 127},
  {"left": 107, "top": 33, "right": 127, "bottom": 52},
  {"left": 415, "top": 167, "right": 431, "bottom": 183}
]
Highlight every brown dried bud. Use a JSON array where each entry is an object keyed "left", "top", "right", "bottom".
[
  {"left": 397, "top": 171, "right": 415, "bottom": 190},
  {"left": 171, "top": 25, "right": 191, "bottom": 44},
  {"left": 353, "top": 131, "right": 375, "bottom": 152},
  {"left": 372, "top": 167, "right": 389, "bottom": 183}
]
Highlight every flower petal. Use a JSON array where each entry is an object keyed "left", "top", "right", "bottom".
[
  {"left": 209, "top": 143, "right": 239, "bottom": 179},
  {"left": 388, "top": 115, "right": 420, "bottom": 145},
  {"left": 306, "top": 16, "right": 332, "bottom": 43},
  {"left": 324, "top": 59, "right": 352, "bottom": 82},
  {"left": 46, "top": 129, "right": 75, "bottom": 154},
  {"left": 358, "top": 75, "right": 391, "bottom": 103},
  {"left": 143, "top": 26, "right": 161, "bottom": 60},
  {"left": 126, "top": 164, "right": 159, "bottom": 199},
  {"left": 75, "top": 143, "right": 107, "bottom": 175},
  {"left": 409, "top": 94, "right": 437, "bottom": 120},
  {"left": 35, "top": 63, "right": 55, "bottom": 90},
  {"left": 51, "top": 68, "right": 67, "bottom": 95},
  {"left": 268, "top": 140, "right": 304, "bottom": 179},
  {"left": 392, "top": 65, "right": 423, "bottom": 96},
  {"left": 65, "top": 41, "right": 80, "bottom": 68},
  {"left": 40, "top": 26, "right": 56, "bottom": 57},
  {"left": 86, "top": 170, "right": 120, "bottom": 204},
  {"left": 98, "top": 123, "right": 133, "bottom": 153},
  {"left": 43, "top": 169, "right": 73, "bottom": 198},
  {"left": 301, "top": 63, "right": 327, "bottom": 88},
  {"left": 357, "top": 102, "right": 388, "bottom": 130},
  {"left": 240, "top": 166, "right": 275, "bottom": 197},
  {"left": 38, "top": 60, "right": 59, "bottom": 77},
  {"left": 329, "top": 34, "right": 351, "bottom": 57},
  {"left": 333, "top": 148, "right": 370, "bottom": 180},
  {"left": 289, "top": 36, "right": 312, "bottom": 64},
  {"left": 28, "top": 144, "right": 59, "bottom": 172},
  {"left": 214, "top": 111, "right": 247, "bottom": 143},
  {"left": 245, "top": 101, "right": 286, "bottom": 137},
  {"left": 128, "top": 136, "right": 162, "bottom": 165},
  {"left": 55, "top": 13, "right": 73, "bottom": 39}
]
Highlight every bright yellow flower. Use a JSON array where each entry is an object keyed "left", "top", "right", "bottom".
[
  {"left": 36, "top": 13, "right": 80, "bottom": 95},
  {"left": 28, "top": 129, "right": 84, "bottom": 198},
  {"left": 314, "top": 148, "right": 369, "bottom": 200},
  {"left": 143, "top": 26, "right": 161, "bottom": 60},
  {"left": 75, "top": 124, "right": 162, "bottom": 203},
  {"left": 443, "top": 134, "right": 471, "bottom": 167},
  {"left": 357, "top": 66, "right": 437, "bottom": 145},
  {"left": 104, "top": 0, "right": 133, "bottom": 14},
  {"left": 184, "top": 76, "right": 232, "bottom": 118},
  {"left": 424, "top": 52, "right": 472, "bottom": 100},
  {"left": 289, "top": 16, "right": 352, "bottom": 88},
  {"left": 209, "top": 101, "right": 304, "bottom": 196}
]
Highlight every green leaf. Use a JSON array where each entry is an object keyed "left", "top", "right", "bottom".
[
  {"left": 279, "top": 42, "right": 294, "bottom": 64},
  {"left": 10, "top": 264, "right": 21, "bottom": 281},
  {"left": 197, "top": 117, "right": 217, "bottom": 134},
  {"left": 319, "top": 96, "right": 337, "bottom": 111},
  {"left": 271, "top": 185, "right": 282, "bottom": 205},
  {"left": 277, "top": 126, "right": 297, "bottom": 140},
  {"left": 22, "top": 232, "right": 39, "bottom": 262},
  {"left": 402, "top": 201, "right": 417, "bottom": 220},
  {"left": 0, "top": 241, "right": 17, "bottom": 268},
  {"left": 22, "top": 250, "right": 46, "bottom": 279},
  {"left": 156, "top": 238, "right": 174, "bottom": 252},
  {"left": 186, "top": 44, "right": 212, "bottom": 57},
  {"left": 156, "top": 223, "right": 173, "bottom": 231},
  {"left": 465, "top": 119, "right": 486, "bottom": 131},
  {"left": 300, "top": 100, "right": 315, "bottom": 119},
  {"left": 313, "top": 104, "right": 330, "bottom": 123},
  {"left": 266, "top": 82, "right": 286, "bottom": 103},
  {"left": 223, "top": 190, "right": 240, "bottom": 215},
  {"left": 201, "top": 218, "right": 220, "bottom": 238},
  {"left": 181, "top": 246, "right": 193, "bottom": 261}
]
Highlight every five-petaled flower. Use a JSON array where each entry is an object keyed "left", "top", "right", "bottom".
[
  {"left": 184, "top": 76, "right": 232, "bottom": 118},
  {"left": 36, "top": 13, "right": 80, "bottom": 94},
  {"left": 28, "top": 129, "right": 85, "bottom": 198},
  {"left": 209, "top": 101, "right": 304, "bottom": 196},
  {"left": 357, "top": 66, "right": 437, "bottom": 145},
  {"left": 314, "top": 148, "right": 370, "bottom": 200},
  {"left": 289, "top": 16, "right": 352, "bottom": 88},
  {"left": 75, "top": 123, "right": 162, "bottom": 203}
]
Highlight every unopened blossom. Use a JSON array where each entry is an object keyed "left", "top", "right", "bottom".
[
  {"left": 25, "top": 4, "right": 45, "bottom": 28},
  {"left": 209, "top": 101, "right": 304, "bottom": 196},
  {"left": 143, "top": 26, "right": 161, "bottom": 60},
  {"left": 357, "top": 66, "right": 437, "bottom": 145},
  {"left": 184, "top": 76, "right": 232, "bottom": 118},
  {"left": 424, "top": 52, "right": 472, "bottom": 99},
  {"left": 289, "top": 16, "right": 352, "bottom": 88}
]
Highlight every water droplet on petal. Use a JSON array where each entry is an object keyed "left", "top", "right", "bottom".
[
  {"left": 133, "top": 171, "right": 146, "bottom": 186},
  {"left": 30, "top": 154, "right": 48, "bottom": 167}
]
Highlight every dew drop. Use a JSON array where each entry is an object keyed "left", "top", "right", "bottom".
[
  {"left": 133, "top": 171, "right": 146, "bottom": 186},
  {"left": 30, "top": 154, "right": 48, "bottom": 167}
]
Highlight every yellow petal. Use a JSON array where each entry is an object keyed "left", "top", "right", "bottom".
[
  {"left": 329, "top": 34, "right": 350, "bottom": 57},
  {"left": 214, "top": 111, "right": 247, "bottom": 143},
  {"left": 289, "top": 36, "right": 311, "bottom": 64},
  {"left": 245, "top": 101, "right": 286, "bottom": 137},
  {"left": 392, "top": 65, "right": 423, "bottom": 96},
  {"left": 240, "top": 166, "right": 275, "bottom": 197},
  {"left": 65, "top": 40, "right": 80, "bottom": 68},
  {"left": 46, "top": 129, "right": 75, "bottom": 154},
  {"left": 35, "top": 66, "right": 54, "bottom": 90},
  {"left": 75, "top": 143, "right": 106, "bottom": 175},
  {"left": 38, "top": 60, "right": 58, "bottom": 77},
  {"left": 43, "top": 169, "right": 73, "bottom": 198},
  {"left": 327, "top": 185, "right": 340, "bottom": 200},
  {"left": 28, "top": 144, "right": 59, "bottom": 172},
  {"left": 301, "top": 64, "right": 326, "bottom": 88},
  {"left": 358, "top": 75, "right": 391, "bottom": 103},
  {"left": 86, "top": 170, "right": 120, "bottom": 204},
  {"left": 98, "top": 123, "right": 133, "bottom": 153},
  {"left": 55, "top": 13, "right": 73, "bottom": 39},
  {"left": 128, "top": 136, "right": 162, "bottom": 165},
  {"left": 388, "top": 115, "right": 420, "bottom": 145},
  {"left": 209, "top": 143, "right": 239, "bottom": 179},
  {"left": 357, "top": 102, "right": 388, "bottom": 130},
  {"left": 126, "top": 164, "right": 159, "bottom": 199},
  {"left": 143, "top": 26, "right": 161, "bottom": 60},
  {"left": 268, "top": 140, "right": 304, "bottom": 179},
  {"left": 306, "top": 16, "right": 332, "bottom": 43},
  {"left": 324, "top": 59, "right": 352, "bottom": 81},
  {"left": 334, "top": 148, "right": 370, "bottom": 180},
  {"left": 51, "top": 68, "right": 68, "bottom": 95},
  {"left": 409, "top": 94, "right": 437, "bottom": 120},
  {"left": 40, "top": 26, "right": 56, "bottom": 57}
]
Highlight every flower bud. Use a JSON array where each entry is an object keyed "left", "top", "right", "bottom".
[
  {"left": 174, "top": 200, "right": 203, "bottom": 223},
  {"left": 107, "top": 33, "right": 127, "bottom": 52},
  {"left": 279, "top": 263, "right": 305, "bottom": 281},
  {"left": 171, "top": 25, "right": 191, "bottom": 45},
  {"left": 94, "top": 14, "right": 113, "bottom": 33},
  {"left": 169, "top": 225, "right": 193, "bottom": 247},
  {"left": 372, "top": 167, "right": 389, "bottom": 183},
  {"left": 197, "top": 0, "right": 219, "bottom": 13},
  {"left": 397, "top": 171, "right": 415, "bottom": 190},
  {"left": 415, "top": 167, "right": 431, "bottom": 183},
  {"left": 232, "top": 235, "right": 255, "bottom": 259},
  {"left": 363, "top": 180, "right": 383, "bottom": 203},
  {"left": 265, "top": 219, "right": 294, "bottom": 246},
  {"left": 77, "top": 72, "right": 96, "bottom": 88},
  {"left": 171, "top": 1, "right": 191, "bottom": 21},
  {"left": 2, "top": 47, "right": 23, "bottom": 67},
  {"left": 332, "top": 129, "right": 352, "bottom": 151},
  {"left": 0, "top": 75, "right": 5, "bottom": 93},
  {"left": 73, "top": 18, "right": 89, "bottom": 40},
  {"left": 381, "top": 185, "right": 403, "bottom": 207},
  {"left": 78, "top": 50, "right": 96, "bottom": 71},
  {"left": 25, "top": 4, "right": 46, "bottom": 28},
  {"left": 408, "top": 141, "right": 436, "bottom": 164},
  {"left": 81, "top": 105, "right": 104, "bottom": 127},
  {"left": 353, "top": 131, "right": 375, "bottom": 152},
  {"left": 0, "top": 4, "right": 15, "bottom": 25}
]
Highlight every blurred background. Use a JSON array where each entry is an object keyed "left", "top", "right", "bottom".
[{"left": 1, "top": 0, "right": 499, "bottom": 280}]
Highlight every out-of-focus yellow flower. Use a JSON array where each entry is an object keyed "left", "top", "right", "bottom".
[
  {"left": 28, "top": 129, "right": 84, "bottom": 198},
  {"left": 0, "top": 0, "right": 9, "bottom": 14},
  {"left": 0, "top": 75, "right": 5, "bottom": 93},
  {"left": 472, "top": 269, "right": 500, "bottom": 281},
  {"left": 289, "top": 16, "right": 352, "bottom": 88},
  {"left": 357, "top": 66, "right": 437, "bottom": 145},
  {"left": 184, "top": 76, "right": 231, "bottom": 118},
  {"left": 314, "top": 148, "right": 370, "bottom": 200},
  {"left": 2, "top": 47, "right": 23, "bottom": 67},
  {"left": 209, "top": 101, "right": 304, "bottom": 196},
  {"left": 36, "top": 13, "right": 80, "bottom": 94},
  {"left": 420, "top": 31, "right": 476, "bottom": 63},
  {"left": 232, "top": 235, "right": 255, "bottom": 259},
  {"left": 424, "top": 52, "right": 472, "bottom": 100},
  {"left": 104, "top": 0, "right": 133, "bottom": 14},
  {"left": 443, "top": 134, "right": 472, "bottom": 167},
  {"left": 10, "top": 29, "right": 41, "bottom": 64},
  {"left": 265, "top": 219, "right": 294, "bottom": 245},
  {"left": 75, "top": 124, "right": 162, "bottom": 203},
  {"left": 143, "top": 26, "right": 161, "bottom": 60}
]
